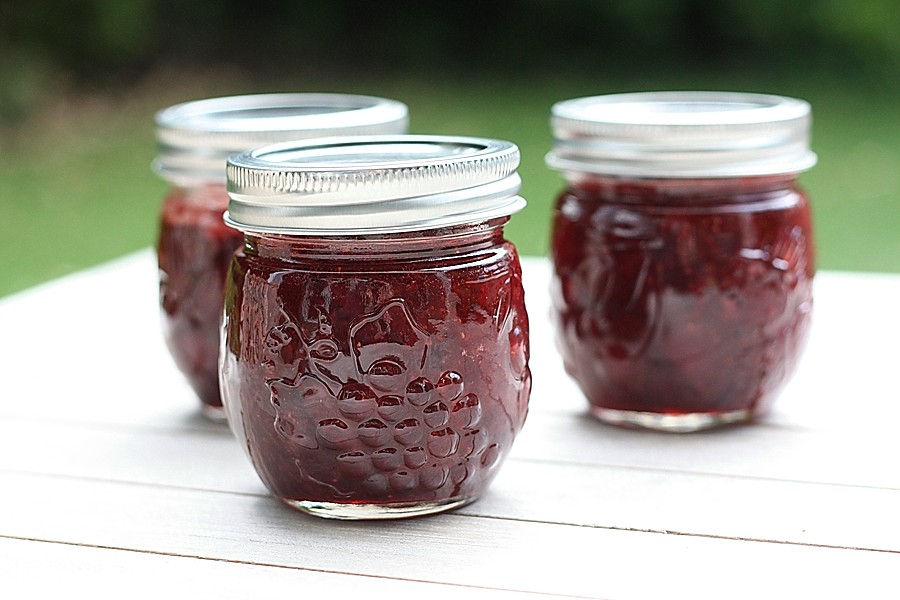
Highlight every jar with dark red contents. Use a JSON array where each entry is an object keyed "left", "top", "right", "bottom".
[
  {"left": 547, "top": 92, "right": 817, "bottom": 432},
  {"left": 153, "top": 94, "right": 408, "bottom": 420},
  {"left": 221, "top": 136, "right": 531, "bottom": 519}
]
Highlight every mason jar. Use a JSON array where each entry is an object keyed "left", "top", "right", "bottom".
[
  {"left": 221, "top": 135, "right": 531, "bottom": 519},
  {"left": 547, "top": 92, "right": 817, "bottom": 432},
  {"left": 153, "top": 94, "right": 408, "bottom": 419}
]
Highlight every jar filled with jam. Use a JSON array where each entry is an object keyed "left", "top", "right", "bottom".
[
  {"left": 221, "top": 135, "right": 531, "bottom": 518},
  {"left": 153, "top": 94, "right": 408, "bottom": 420},
  {"left": 547, "top": 92, "right": 817, "bottom": 431}
]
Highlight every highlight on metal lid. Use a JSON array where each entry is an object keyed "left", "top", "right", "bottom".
[
  {"left": 225, "top": 135, "right": 525, "bottom": 235},
  {"left": 153, "top": 93, "right": 409, "bottom": 183},
  {"left": 547, "top": 91, "right": 817, "bottom": 178}
]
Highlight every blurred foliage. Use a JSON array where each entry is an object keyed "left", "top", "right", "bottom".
[
  {"left": 2, "top": 0, "right": 899, "bottom": 120},
  {"left": 0, "top": 0, "right": 898, "bottom": 296}
]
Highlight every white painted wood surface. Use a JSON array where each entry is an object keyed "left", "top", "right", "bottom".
[{"left": 1, "top": 250, "right": 899, "bottom": 598}]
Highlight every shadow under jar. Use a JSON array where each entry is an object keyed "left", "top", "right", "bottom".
[
  {"left": 153, "top": 94, "right": 408, "bottom": 420},
  {"left": 547, "top": 92, "right": 817, "bottom": 432},
  {"left": 221, "top": 135, "right": 531, "bottom": 519}
]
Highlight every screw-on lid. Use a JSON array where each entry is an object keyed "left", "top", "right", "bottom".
[
  {"left": 225, "top": 135, "right": 525, "bottom": 235},
  {"left": 153, "top": 93, "right": 409, "bottom": 183},
  {"left": 547, "top": 91, "right": 817, "bottom": 178}
]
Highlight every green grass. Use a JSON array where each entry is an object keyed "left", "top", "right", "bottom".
[{"left": 1, "top": 70, "right": 898, "bottom": 298}]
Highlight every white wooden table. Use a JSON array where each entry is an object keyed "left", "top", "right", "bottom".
[{"left": 1, "top": 250, "right": 899, "bottom": 598}]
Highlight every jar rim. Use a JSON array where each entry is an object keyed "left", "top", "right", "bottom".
[
  {"left": 225, "top": 134, "right": 525, "bottom": 235},
  {"left": 548, "top": 91, "right": 817, "bottom": 178},
  {"left": 153, "top": 93, "right": 409, "bottom": 184}
]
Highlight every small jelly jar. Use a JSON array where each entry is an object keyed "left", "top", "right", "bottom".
[
  {"left": 221, "top": 135, "right": 531, "bottom": 519},
  {"left": 547, "top": 92, "right": 817, "bottom": 432},
  {"left": 153, "top": 94, "right": 408, "bottom": 419}
]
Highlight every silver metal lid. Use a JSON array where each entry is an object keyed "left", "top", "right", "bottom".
[
  {"left": 225, "top": 135, "right": 525, "bottom": 235},
  {"left": 548, "top": 91, "right": 817, "bottom": 178},
  {"left": 153, "top": 93, "right": 409, "bottom": 183}
]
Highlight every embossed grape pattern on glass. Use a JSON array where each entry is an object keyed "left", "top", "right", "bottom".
[
  {"left": 550, "top": 177, "right": 815, "bottom": 427},
  {"left": 221, "top": 226, "right": 530, "bottom": 512}
]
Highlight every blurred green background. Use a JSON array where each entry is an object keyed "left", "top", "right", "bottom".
[{"left": 1, "top": 0, "right": 898, "bottom": 297}]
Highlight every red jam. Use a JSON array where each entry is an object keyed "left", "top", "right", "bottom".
[
  {"left": 157, "top": 184, "right": 244, "bottom": 410},
  {"left": 221, "top": 223, "right": 530, "bottom": 510},
  {"left": 551, "top": 176, "right": 815, "bottom": 424}
]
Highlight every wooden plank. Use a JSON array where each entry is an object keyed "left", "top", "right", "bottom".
[
  {"left": 0, "top": 252, "right": 209, "bottom": 429},
  {"left": 1, "top": 471, "right": 897, "bottom": 599},
  {"left": 512, "top": 410, "right": 900, "bottom": 490},
  {"left": 5, "top": 391, "right": 900, "bottom": 493},
  {"left": 474, "top": 459, "right": 900, "bottom": 553},
  {"left": 0, "top": 537, "right": 557, "bottom": 599},
  {"left": 2, "top": 414, "right": 899, "bottom": 553},
  {"left": 0, "top": 414, "right": 264, "bottom": 495}
]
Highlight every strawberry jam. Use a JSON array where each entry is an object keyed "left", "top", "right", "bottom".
[
  {"left": 221, "top": 135, "right": 529, "bottom": 517},
  {"left": 551, "top": 176, "right": 814, "bottom": 429},
  {"left": 157, "top": 183, "right": 243, "bottom": 412},
  {"left": 547, "top": 92, "right": 817, "bottom": 430},
  {"left": 221, "top": 225, "right": 530, "bottom": 516}
]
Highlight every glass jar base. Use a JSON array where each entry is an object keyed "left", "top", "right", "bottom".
[
  {"left": 199, "top": 402, "right": 228, "bottom": 423},
  {"left": 281, "top": 496, "right": 476, "bottom": 520},
  {"left": 590, "top": 406, "right": 753, "bottom": 432}
]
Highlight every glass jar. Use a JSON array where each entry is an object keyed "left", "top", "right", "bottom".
[
  {"left": 547, "top": 92, "right": 817, "bottom": 432},
  {"left": 153, "top": 94, "right": 408, "bottom": 420},
  {"left": 221, "top": 135, "right": 531, "bottom": 519}
]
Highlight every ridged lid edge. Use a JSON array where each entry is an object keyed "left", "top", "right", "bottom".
[
  {"left": 548, "top": 91, "right": 817, "bottom": 178},
  {"left": 225, "top": 135, "right": 525, "bottom": 234}
]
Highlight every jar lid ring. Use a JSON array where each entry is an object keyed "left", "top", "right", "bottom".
[
  {"left": 548, "top": 91, "right": 817, "bottom": 178},
  {"left": 225, "top": 134, "right": 525, "bottom": 235}
]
